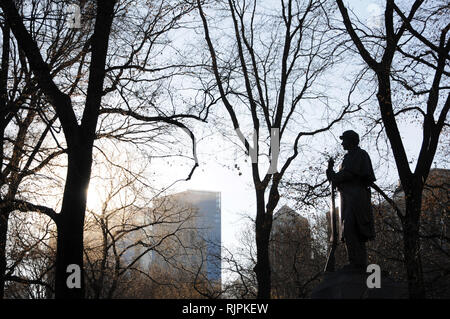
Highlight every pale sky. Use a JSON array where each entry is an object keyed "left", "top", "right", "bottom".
[
  {"left": 86, "top": 0, "right": 447, "bottom": 270},
  {"left": 152, "top": 0, "right": 411, "bottom": 252}
]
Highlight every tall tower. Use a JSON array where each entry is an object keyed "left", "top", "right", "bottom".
[
  {"left": 175, "top": 190, "right": 222, "bottom": 283},
  {"left": 149, "top": 190, "right": 221, "bottom": 286}
]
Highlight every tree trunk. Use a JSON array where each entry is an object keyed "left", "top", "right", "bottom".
[
  {"left": 377, "top": 72, "right": 426, "bottom": 298},
  {"left": 0, "top": 17, "right": 10, "bottom": 302},
  {"left": 254, "top": 189, "right": 272, "bottom": 299},
  {"left": 0, "top": 209, "right": 9, "bottom": 298},
  {"left": 54, "top": 148, "right": 92, "bottom": 299},
  {"left": 402, "top": 185, "right": 426, "bottom": 299}
]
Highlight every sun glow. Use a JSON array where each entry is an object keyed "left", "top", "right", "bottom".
[{"left": 86, "top": 180, "right": 105, "bottom": 213}]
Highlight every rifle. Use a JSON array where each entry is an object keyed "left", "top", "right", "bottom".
[
  {"left": 324, "top": 180, "right": 338, "bottom": 272},
  {"left": 371, "top": 182, "right": 404, "bottom": 217}
]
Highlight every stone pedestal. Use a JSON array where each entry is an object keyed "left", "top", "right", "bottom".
[{"left": 311, "top": 267, "right": 408, "bottom": 299}]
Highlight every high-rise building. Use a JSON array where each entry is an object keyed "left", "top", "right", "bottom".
[
  {"left": 370, "top": 168, "right": 450, "bottom": 298},
  {"left": 149, "top": 190, "right": 221, "bottom": 285},
  {"left": 271, "top": 205, "right": 311, "bottom": 259},
  {"left": 270, "top": 205, "right": 313, "bottom": 298}
]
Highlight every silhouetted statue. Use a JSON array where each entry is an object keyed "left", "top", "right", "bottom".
[{"left": 326, "top": 130, "right": 376, "bottom": 270}]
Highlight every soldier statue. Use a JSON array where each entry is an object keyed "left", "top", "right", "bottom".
[{"left": 326, "top": 130, "right": 376, "bottom": 270}]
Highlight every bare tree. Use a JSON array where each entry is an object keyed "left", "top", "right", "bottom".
[
  {"left": 335, "top": 0, "right": 449, "bottom": 298},
  {"left": 82, "top": 150, "right": 202, "bottom": 299},
  {"left": 0, "top": 0, "right": 204, "bottom": 298},
  {"left": 3, "top": 211, "right": 55, "bottom": 299},
  {"left": 368, "top": 168, "right": 450, "bottom": 298},
  {"left": 222, "top": 222, "right": 258, "bottom": 299},
  {"left": 222, "top": 208, "right": 327, "bottom": 299},
  {"left": 269, "top": 206, "right": 324, "bottom": 298},
  {"left": 196, "top": 0, "right": 359, "bottom": 298},
  {"left": 0, "top": 0, "right": 117, "bottom": 298},
  {"left": 0, "top": 12, "right": 65, "bottom": 298}
]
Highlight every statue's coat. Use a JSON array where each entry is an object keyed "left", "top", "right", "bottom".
[{"left": 327, "top": 147, "right": 376, "bottom": 242}]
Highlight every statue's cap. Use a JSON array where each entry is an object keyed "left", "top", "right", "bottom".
[{"left": 339, "top": 130, "right": 359, "bottom": 144}]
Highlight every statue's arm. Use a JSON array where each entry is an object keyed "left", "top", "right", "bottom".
[{"left": 326, "top": 168, "right": 354, "bottom": 185}]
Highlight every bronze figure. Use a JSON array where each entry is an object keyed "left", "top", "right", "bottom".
[{"left": 326, "top": 130, "right": 376, "bottom": 270}]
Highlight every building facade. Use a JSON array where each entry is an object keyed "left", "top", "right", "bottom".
[
  {"left": 369, "top": 168, "right": 450, "bottom": 298},
  {"left": 270, "top": 205, "right": 314, "bottom": 298},
  {"left": 149, "top": 190, "right": 222, "bottom": 286}
]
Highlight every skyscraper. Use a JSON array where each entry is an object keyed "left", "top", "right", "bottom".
[
  {"left": 150, "top": 190, "right": 222, "bottom": 285},
  {"left": 270, "top": 205, "right": 313, "bottom": 298}
]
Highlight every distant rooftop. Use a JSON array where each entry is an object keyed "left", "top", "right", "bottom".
[
  {"left": 154, "top": 189, "right": 220, "bottom": 202},
  {"left": 180, "top": 189, "right": 221, "bottom": 194},
  {"left": 394, "top": 168, "right": 449, "bottom": 195},
  {"left": 274, "top": 205, "right": 308, "bottom": 223}
]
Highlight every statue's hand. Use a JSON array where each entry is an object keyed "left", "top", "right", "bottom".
[{"left": 327, "top": 158, "right": 335, "bottom": 170}]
